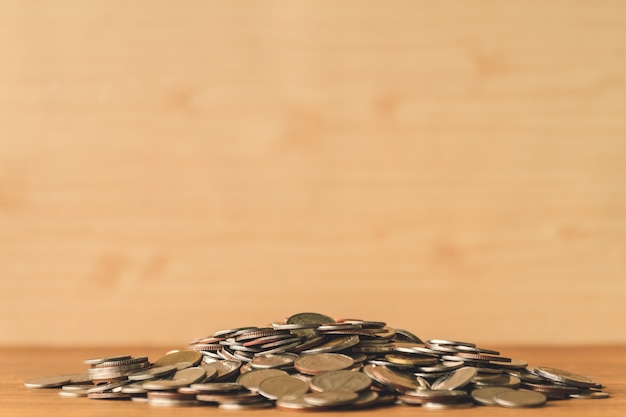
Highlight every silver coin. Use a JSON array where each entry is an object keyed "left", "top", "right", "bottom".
[
  {"left": 494, "top": 389, "right": 547, "bottom": 408},
  {"left": 534, "top": 366, "right": 596, "bottom": 388},
  {"left": 393, "top": 329, "right": 424, "bottom": 344},
  {"left": 301, "top": 336, "right": 360, "bottom": 354},
  {"left": 143, "top": 367, "right": 206, "bottom": 390},
  {"left": 472, "top": 374, "right": 521, "bottom": 389},
  {"left": 201, "top": 360, "right": 241, "bottom": 380},
  {"left": 83, "top": 355, "right": 132, "bottom": 366},
  {"left": 86, "top": 380, "right": 130, "bottom": 394},
  {"left": 431, "top": 367, "right": 477, "bottom": 390},
  {"left": 61, "top": 384, "right": 93, "bottom": 392},
  {"left": 423, "top": 401, "right": 474, "bottom": 409},
  {"left": 471, "top": 387, "right": 515, "bottom": 406},
  {"left": 276, "top": 394, "right": 320, "bottom": 411},
  {"left": 294, "top": 353, "right": 354, "bottom": 375},
  {"left": 121, "top": 382, "right": 148, "bottom": 394},
  {"left": 148, "top": 398, "right": 199, "bottom": 407},
  {"left": 24, "top": 375, "right": 71, "bottom": 388},
  {"left": 128, "top": 365, "right": 177, "bottom": 381},
  {"left": 191, "top": 382, "right": 243, "bottom": 393},
  {"left": 258, "top": 375, "right": 309, "bottom": 400},
  {"left": 428, "top": 339, "right": 476, "bottom": 347},
  {"left": 303, "top": 390, "right": 359, "bottom": 407},
  {"left": 399, "top": 389, "right": 468, "bottom": 405},
  {"left": 345, "top": 390, "right": 379, "bottom": 408},
  {"left": 250, "top": 353, "right": 298, "bottom": 369},
  {"left": 310, "top": 370, "right": 372, "bottom": 393},
  {"left": 570, "top": 390, "right": 610, "bottom": 399},
  {"left": 87, "top": 392, "right": 132, "bottom": 400},
  {"left": 58, "top": 390, "right": 87, "bottom": 398},
  {"left": 218, "top": 401, "right": 273, "bottom": 410}
]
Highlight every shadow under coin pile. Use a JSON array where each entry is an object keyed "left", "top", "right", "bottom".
[{"left": 25, "top": 312, "right": 610, "bottom": 410}]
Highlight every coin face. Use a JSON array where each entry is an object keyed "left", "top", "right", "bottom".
[
  {"left": 300, "top": 336, "right": 360, "bottom": 354},
  {"left": 236, "top": 369, "right": 289, "bottom": 392},
  {"left": 493, "top": 389, "right": 547, "bottom": 408},
  {"left": 310, "top": 370, "right": 372, "bottom": 393},
  {"left": 534, "top": 366, "right": 596, "bottom": 388},
  {"left": 471, "top": 387, "right": 515, "bottom": 406},
  {"left": 370, "top": 365, "right": 429, "bottom": 392},
  {"left": 128, "top": 365, "right": 177, "bottom": 381},
  {"left": 431, "top": 367, "right": 477, "bottom": 390},
  {"left": 250, "top": 353, "right": 298, "bottom": 369},
  {"left": 153, "top": 351, "right": 203, "bottom": 367},
  {"left": 286, "top": 312, "right": 335, "bottom": 337},
  {"left": 24, "top": 375, "right": 72, "bottom": 388},
  {"left": 294, "top": 353, "right": 354, "bottom": 375},
  {"left": 303, "top": 391, "right": 359, "bottom": 407},
  {"left": 202, "top": 360, "right": 241, "bottom": 380},
  {"left": 258, "top": 376, "right": 309, "bottom": 400}
]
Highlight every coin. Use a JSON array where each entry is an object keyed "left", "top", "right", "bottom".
[
  {"left": 493, "top": 389, "right": 547, "bottom": 408},
  {"left": 294, "top": 353, "right": 354, "bottom": 375},
  {"left": 142, "top": 367, "right": 206, "bottom": 390},
  {"left": 153, "top": 350, "right": 203, "bottom": 367},
  {"left": 472, "top": 374, "right": 521, "bottom": 389},
  {"left": 398, "top": 389, "right": 468, "bottom": 405},
  {"left": 310, "top": 370, "right": 372, "bottom": 393},
  {"left": 303, "top": 391, "right": 359, "bottom": 407},
  {"left": 250, "top": 353, "right": 298, "bottom": 369},
  {"left": 24, "top": 375, "right": 72, "bottom": 388},
  {"left": 533, "top": 366, "right": 596, "bottom": 388},
  {"left": 384, "top": 353, "right": 438, "bottom": 366},
  {"left": 258, "top": 375, "right": 309, "bottom": 400},
  {"left": 276, "top": 394, "right": 323, "bottom": 411},
  {"left": 431, "top": 367, "right": 477, "bottom": 390},
  {"left": 87, "top": 392, "right": 131, "bottom": 400},
  {"left": 191, "top": 382, "right": 243, "bottom": 393},
  {"left": 423, "top": 401, "right": 474, "bottom": 409},
  {"left": 128, "top": 365, "right": 177, "bottom": 381},
  {"left": 300, "top": 336, "right": 360, "bottom": 354},
  {"left": 236, "top": 368, "right": 288, "bottom": 392},
  {"left": 570, "top": 390, "right": 610, "bottom": 399},
  {"left": 471, "top": 387, "right": 515, "bottom": 406},
  {"left": 370, "top": 365, "right": 429, "bottom": 392},
  {"left": 22, "top": 311, "right": 611, "bottom": 413},
  {"left": 83, "top": 355, "right": 132, "bottom": 366},
  {"left": 218, "top": 401, "right": 273, "bottom": 410},
  {"left": 201, "top": 360, "right": 241, "bottom": 380},
  {"left": 286, "top": 312, "right": 335, "bottom": 337}
]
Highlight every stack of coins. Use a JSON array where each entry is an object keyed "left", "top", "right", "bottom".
[{"left": 24, "top": 312, "right": 610, "bottom": 410}]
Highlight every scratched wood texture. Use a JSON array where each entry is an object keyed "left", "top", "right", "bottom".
[{"left": 1, "top": 1, "right": 625, "bottom": 346}]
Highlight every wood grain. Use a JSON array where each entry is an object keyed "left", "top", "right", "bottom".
[
  {"left": 1, "top": 1, "right": 626, "bottom": 346},
  {"left": 2, "top": 345, "right": 625, "bottom": 417}
]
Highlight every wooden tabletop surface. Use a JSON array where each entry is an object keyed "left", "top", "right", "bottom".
[{"left": 2, "top": 345, "right": 624, "bottom": 417}]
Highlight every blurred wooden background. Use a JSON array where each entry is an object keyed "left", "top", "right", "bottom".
[{"left": 1, "top": 1, "right": 625, "bottom": 346}]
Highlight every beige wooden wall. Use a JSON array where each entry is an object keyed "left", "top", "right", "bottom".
[{"left": 1, "top": 1, "right": 625, "bottom": 347}]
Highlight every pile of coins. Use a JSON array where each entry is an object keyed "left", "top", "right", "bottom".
[{"left": 25, "top": 312, "right": 609, "bottom": 410}]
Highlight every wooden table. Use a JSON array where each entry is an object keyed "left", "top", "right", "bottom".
[{"left": 1, "top": 345, "right": 624, "bottom": 416}]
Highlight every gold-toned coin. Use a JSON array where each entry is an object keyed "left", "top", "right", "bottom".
[
  {"left": 384, "top": 353, "right": 438, "bottom": 366},
  {"left": 258, "top": 376, "right": 309, "bottom": 400},
  {"left": 236, "top": 368, "right": 288, "bottom": 392},
  {"left": 153, "top": 350, "right": 203, "bottom": 367},
  {"left": 294, "top": 353, "right": 354, "bottom": 375}
]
